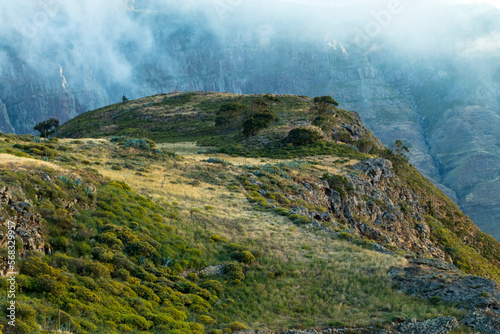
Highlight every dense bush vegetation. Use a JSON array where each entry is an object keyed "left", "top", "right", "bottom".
[
  {"left": 283, "top": 128, "right": 322, "bottom": 146},
  {"left": 242, "top": 111, "right": 278, "bottom": 137}
]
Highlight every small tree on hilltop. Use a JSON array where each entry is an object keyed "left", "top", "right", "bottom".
[
  {"left": 313, "top": 95, "right": 339, "bottom": 116},
  {"left": 242, "top": 110, "right": 278, "bottom": 137},
  {"left": 215, "top": 102, "right": 244, "bottom": 128},
  {"left": 34, "top": 118, "right": 60, "bottom": 138}
]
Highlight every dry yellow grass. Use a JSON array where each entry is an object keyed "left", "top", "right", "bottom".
[{"left": 0, "top": 153, "right": 63, "bottom": 170}]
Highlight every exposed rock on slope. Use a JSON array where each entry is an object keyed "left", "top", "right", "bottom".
[
  {"left": 392, "top": 258, "right": 500, "bottom": 334},
  {"left": 238, "top": 316, "right": 460, "bottom": 333},
  {"left": 274, "top": 158, "right": 445, "bottom": 259},
  {"left": 0, "top": 187, "right": 48, "bottom": 275}
]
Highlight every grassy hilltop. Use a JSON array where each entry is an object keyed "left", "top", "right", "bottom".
[{"left": 0, "top": 92, "right": 498, "bottom": 333}]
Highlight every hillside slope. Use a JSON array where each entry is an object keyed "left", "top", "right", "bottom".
[
  {"left": 56, "top": 92, "right": 500, "bottom": 282},
  {"left": 1, "top": 92, "right": 500, "bottom": 333}
]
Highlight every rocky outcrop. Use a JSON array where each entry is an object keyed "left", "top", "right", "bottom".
[
  {"left": 0, "top": 187, "right": 49, "bottom": 276},
  {"left": 392, "top": 258, "right": 500, "bottom": 334},
  {"left": 462, "top": 311, "right": 500, "bottom": 334},
  {"left": 0, "top": 46, "right": 111, "bottom": 135},
  {"left": 394, "top": 317, "right": 458, "bottom": 334},
  {"left": 354, "top": 159, "right": 393, "bottom": 185},
  {"left": 237, "top": 317, "right": 459, "bottom": 334},
  {"left": 0, "top": 98, "right": 14, "bottom": 134},
  {"left": 285, "top": 158, "right": 445, "bottom": 259},
  {"left": 180, "top": 264, "right": 226, "bottom": 278}
]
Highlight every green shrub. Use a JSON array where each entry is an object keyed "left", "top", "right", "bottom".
[
  {"left": 211, "top": 235, "right": 223, "bottom": 242},
  {"left": 284, "top": 128, "right": 322, "bottom": 146},
  {"left": 200, "top": 280, "right": 224, "bottom": 296},
  {"left": 113, "top": 268, "right": 131, "bottom": 281},
  {"left": 242, "top": 111, "right": 278, "bottom": 137},
  {"left": 161, "top": 92, "right": 196, "bottom": 106},
  {"left": 430, "top": 296, "right": 441, "bottom": 305},
  {"left": 117, "top": 324, "right": 133, "bottom": 332},
  {"left": 200, "top": 315, "right": 217, "bottom": 325},
  {"left": 126, "top": 240, "right": 156, "bottom": 256},
  {"left": 338, "top": 232, "right": 352, "bottom": 240},
  {"left": 14, "top": 320, "right": 37, "bottom": 334},
  {"left": 231, "top": 251, "right": 255, "bottom": 265},
  {"left": 322, "top": 173, "right": 353, "bottom": 199},
  {"left": 108, "top": 181, "right": 131, "bottom": 190},
  {"left": 99, "top": 232, "right": 124, "bottom": 249},
  {"left": 187, "top": 273, "right": 199, "bottom": 282},
  {"left": 229, "top": 321, "right": 247, "bottom": 332},
  {"left": 119, "top": 314, "right": 153, "bottom": 330},
  {"left": 93, "top": 246, "right": 114, "bottom": 261},
  {"left": 210, "top": 329, "right": 223, "bottom": 334},
  {"left": 124, "top": 138, "right": 158, "bottom": 150},
  {"left": 224, "top": 264, "right": 245, "bottom": 281},
  {"left": 289, "top": 214, "right": 311, "bottom": 225},
  {"left": 190, "top": 303, "right": 209, "bottom": 314},
  {"left": 275, "top": 207, "right": 290, "bottom": 216},
  {"left": 312, "top": 114, "right": 337, "bottom": 131},
  {"left": 313, "top": 95, "right": 339, "bottom": 106},
  {"left": 15, "top": 303, "right": 37, "bottom": 321}
]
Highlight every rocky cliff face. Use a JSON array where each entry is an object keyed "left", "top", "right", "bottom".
[{"left": 0, "top": 45, "right": 111, "bottom": 135}]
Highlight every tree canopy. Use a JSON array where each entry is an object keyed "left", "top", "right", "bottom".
[
  {"left": 34, "top": 118, "right": 60, "bottom": 137},
  {"left": 313, "top": 96, "right": 339, "bottom": 116},
  {"left": 242, "top": 111, "right": 278, "bottom": 137},
  {"left": 313, "top": 96, "right": 339, "bottom": 106},
  {"left": 215, "top": 102, "right": 245, "bottom": 128}
]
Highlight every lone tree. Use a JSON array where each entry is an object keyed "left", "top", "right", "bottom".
[
  {"left": 215, "top": 102, "right": 244, "bottom": 128},
  {"left": 242, "top": 110, "right": 278, "bottom": 137},
  {"left": 382, "top": 139, "right": 410, "bottom": 168},
  {"left": 34, "top": 118, "right": 60, "bottom": 137},
  {"left": 122, "top": 94, "right": 129, "bottom": 103},
  {"left": 392, "top": 139, "right": 409, "bottom": 157},
  {"left": 313, "top": 95, "right": 339, "bottom": 115}
]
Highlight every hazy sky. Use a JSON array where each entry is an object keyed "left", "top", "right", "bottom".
[
  {"left": 437, "top": 0, "right": 500, "bottom": 8},
  {"left": 278, "top": 0, "right": 500, "bottom": 8}
]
